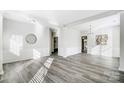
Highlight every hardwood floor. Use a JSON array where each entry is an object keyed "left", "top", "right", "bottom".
[
  {"left": 0, "top": 57, "right": 48, "bottom": 83},
  {"left": 43, "top": 53, "right": 124, "bottom": 83},
  {"left": 0, "top": 53, "right": 124, "bottom": 83}
]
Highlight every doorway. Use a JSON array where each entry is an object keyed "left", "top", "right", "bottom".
[
  {"left": 51, "top": 31, "right": 58, "bottom": 55},
  {"left": 81, "top": 36, "right": 87, "bottom": 53},
  {"left": 53, "top": 37, "right": 58, "bottom": 53}
]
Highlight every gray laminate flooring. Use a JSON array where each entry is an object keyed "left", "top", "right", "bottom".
[
  {"left": 0, "top": 53, "right": 124, "bottom": 83},
  {"left": 0, "top": 57, "right": 49, "bottom": 83},
  {"left": 43, "top": 53, "right": 124, "bottom": 83}
]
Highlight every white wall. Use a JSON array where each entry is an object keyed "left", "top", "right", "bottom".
[
  {"left": 119, "top": 13, "right": 124, "bottom": 71},
  {"left": 3, "top": 17, "right": 51, "bottom": 63},
  {"left": 0, "top": 14, "right": 3, "bottom": 74},
  {"left": 58, "top": 28, "right": 81, "bottom": 57},
  {"left": 82, "top": 25, "right": 120, "bottom": 57},
  {"left": 112, "top": 26, "right": 120, "bottom": 57},
  {"left": 58, "top": 24, "right": 120, "bottom": 58}
]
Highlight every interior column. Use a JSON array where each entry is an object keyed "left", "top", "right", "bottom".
[
  {"left": 119, "top": 12, "right": 124, "bottom": 71},
  {"left": 0, "top": 14, "right": 3, "bottom": 74}
]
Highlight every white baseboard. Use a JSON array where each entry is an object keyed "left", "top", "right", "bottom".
[
  {"left": 59, "top": 47, "right": 81, "bottom": 57},
  {"left": 0, "top": 70, "right": 4, "bottom": 75},
  {"left": 119, "top": 67, "right": 124, "bottom": 72}
]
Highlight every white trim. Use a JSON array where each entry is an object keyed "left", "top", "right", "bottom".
[
  {"left": 119, "top": 67, "right": 124, "bottom": 72},
  {"left": 0, "top": 70, "right": 4, "bottom": 75}
]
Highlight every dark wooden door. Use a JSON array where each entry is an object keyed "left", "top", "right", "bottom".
[
  {"left": 81, "top": 36, "right": 87, "bottom": 53},
  {"left": 82, "top": 38, "right": 84, "bottom": 52}
]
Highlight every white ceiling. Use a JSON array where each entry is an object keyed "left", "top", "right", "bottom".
[
  {"left": 71, "top": 14, "right": 120, "bottom": 31},
  {"left": 2, "top": 10, "right": 120, "bottom": 29},
  {"left": 23, "top": 10, "right": 109, "bottom": 26}
]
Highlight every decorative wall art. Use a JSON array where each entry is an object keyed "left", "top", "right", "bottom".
[
  {"left": 96, "top": 34, "right": 108, "bottom": 45},
  {"left": 25, "top": 33, "right": 37, "bottom": 44}
]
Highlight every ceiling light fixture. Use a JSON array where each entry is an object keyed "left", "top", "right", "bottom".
[{"left": 87, "top": 24, "right": 94, "bottom": 35}]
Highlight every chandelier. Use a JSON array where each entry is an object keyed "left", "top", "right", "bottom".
[{"left": 87, "top": 24, "right": 94, "bottom": 35}]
